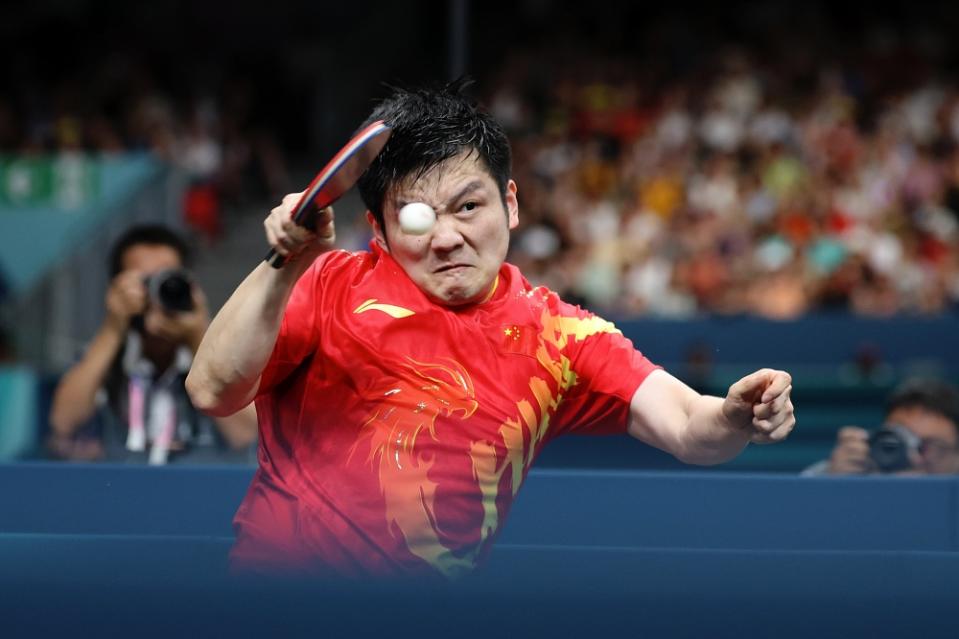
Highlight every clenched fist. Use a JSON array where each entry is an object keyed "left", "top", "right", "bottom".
[{"left": 722, "top": 368, "right": 796, "bottom": 444}]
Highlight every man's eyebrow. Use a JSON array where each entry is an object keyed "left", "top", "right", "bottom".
[
  {"left": 395, "top": 180, "right": 488, "bottom": 210},
  {"left": 446, "top": 180, "right": 487, "bottom": 205}
]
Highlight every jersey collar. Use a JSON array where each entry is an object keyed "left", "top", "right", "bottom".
[{"left": 368, "top": 240, "right": 511, "bottom": 311}]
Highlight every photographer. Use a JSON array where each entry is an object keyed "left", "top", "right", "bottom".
[
  {"left": 49, "top": 225, "right": 257, "bottom": 463},
  {"left": 803, "top": 378, "right": 959, "bottom": 476}
]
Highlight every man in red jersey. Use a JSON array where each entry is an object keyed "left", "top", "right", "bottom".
[{"left": 186, "top": 82, "right": 796, "bottom": 579}]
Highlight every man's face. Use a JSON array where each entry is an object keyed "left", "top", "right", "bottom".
[
  {"left": 370, "top": 152, "right": 519, "bottom": 306},
  {"left": 886, "top": 406, "right": 959, "bottom": 475}
]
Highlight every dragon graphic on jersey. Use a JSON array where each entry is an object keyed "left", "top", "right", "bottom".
[
  {"left": 350, "top": 357, "right": 479, "bottom": 577},
  {"left": 351, "top": 311, "right": 619, "bottom": 579}
]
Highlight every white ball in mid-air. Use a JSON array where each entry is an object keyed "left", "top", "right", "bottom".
[{"left": 398, "top": 202, "right": 436, "bottom": 235}]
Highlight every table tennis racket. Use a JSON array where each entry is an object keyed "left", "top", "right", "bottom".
[{"left": 265, "top": 120, "right": 391, "bottom": 268}]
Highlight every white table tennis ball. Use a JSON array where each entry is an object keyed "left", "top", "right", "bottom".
[{"left": 398, "top": 202, "right": 436, "bottom": 235}]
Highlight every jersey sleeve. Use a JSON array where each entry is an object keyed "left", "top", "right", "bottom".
[
  {"left": 256, "top": 252, "right": 344, "bottom": 397},
  {"left": 551, "top": 304, "right": 660, "bottom": 436}
]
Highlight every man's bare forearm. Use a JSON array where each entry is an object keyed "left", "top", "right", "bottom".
[
  {"left": 186, "top": 259, "right": 312, "bottom": 416},
  {"left": 49, "top": 320, "right": 126, "bottom": 436},
  {"left": 629, "top": 371, "right": 751, "bottom": 466},
  {"left": 677, "top": 394, "right": 750, "bottom": 465},
  {"left": 629, "top": 367, "right": 794, "bottom": 466}
]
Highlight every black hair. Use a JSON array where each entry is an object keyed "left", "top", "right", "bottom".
[
  {"left": 356, "top": 78, "right": 512, "bottom": 232},
  {"left": 108, "top": 225, "right": 191, "bottom": 276},
  {"left": 885, "top": 378, "right": 959, "bottom": 432}
]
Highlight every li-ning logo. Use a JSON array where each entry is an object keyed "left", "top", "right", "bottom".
[{"left": 353, "top": 298, "right": 415, "bottom": 319}]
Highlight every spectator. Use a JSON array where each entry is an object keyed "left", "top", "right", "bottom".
[
  {"left": 802, "top": 378, "right": 959, "bottom": 475},
  {"left": 48, "top": 225, "right": 257, "bottom": 464},
  {"left": 484, "top": 30, "right": 959, "bottom": 318}
]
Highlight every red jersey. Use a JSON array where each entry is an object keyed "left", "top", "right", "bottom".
[{"left": 231, "top": 243, "right": 658, "bottom": 579}]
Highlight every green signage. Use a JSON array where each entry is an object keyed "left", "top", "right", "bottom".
[{"left": 0, "top": 155, "right": 100, "bottom": 209}]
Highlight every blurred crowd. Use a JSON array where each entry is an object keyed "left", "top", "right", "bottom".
[
  {"left": 5, "top": 5, "right": 959, "bottom": 319},
  {"left": 491, "top": 35, "right": 959, "bottom": 319},
  {"left": 0, "top": 55, "right": 290, "bottom": 241}
]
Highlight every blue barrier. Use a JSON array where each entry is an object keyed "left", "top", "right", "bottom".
[
  {"left": 616, "top": 315, "right": 959, "bottom": 374},
  {"left": 1, "top": 463, "right": 957, "bottom": 638},
  {"left": 504, "top": 469, "right": 959, "bottom": 552},
  {"left": 0, "top": 536, "right": 955, "bottom": 638},
  {"left": 0, "top": 463, "right": 248, "bottom": 537},
  {"left": 3, "top": 463, "right": 958, "bottom": 552}
]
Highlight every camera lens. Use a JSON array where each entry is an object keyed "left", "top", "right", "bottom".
[
  {"left": 868, "top": 425, "right": 918, "bottom": 473},
  {"left": 145, "top": 269, "right": 195, "bottom": 312}
]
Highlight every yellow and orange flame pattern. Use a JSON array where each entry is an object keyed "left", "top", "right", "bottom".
[
  {"left": 468, "top": 310, "right": 620, "bottom": 554},
  {"left": 352, "top": 309, "right": 620, "bottom": 578}
]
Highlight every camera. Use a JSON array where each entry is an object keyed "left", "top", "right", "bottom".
[
  {"left": 868, "top": 425, "right": 921, "bottom": 473},
  {"left": 143, "top": 269, "right": 195, "bottom": 312}
]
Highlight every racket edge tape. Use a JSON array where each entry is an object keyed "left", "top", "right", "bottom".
[{"left": 265, "top": 121, "right": 391, "bottom": 268}]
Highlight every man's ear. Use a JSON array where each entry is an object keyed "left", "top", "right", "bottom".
[
  {"left": 506, "top": 179, "right": 519, "bottom": 230},
  {"left": 366, "top": 211, "right": 389, "bottom": 251}
]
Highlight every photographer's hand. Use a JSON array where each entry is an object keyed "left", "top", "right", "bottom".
[
  {"left": 105, "top": 270, "right": 148, "bottom": 333},
  {"left": 827, "top": 426, "right": 876, "bottom": 475},
  {"left": 144, "top": 287, "right": 211, "bottom": 352}
]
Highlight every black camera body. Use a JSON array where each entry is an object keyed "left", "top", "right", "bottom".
[
  {"left": 143, "top": 269, "right": 195, "bottom": 312},
  {"left": 868, "top": 425, "right": 921, "bottom": 473}
]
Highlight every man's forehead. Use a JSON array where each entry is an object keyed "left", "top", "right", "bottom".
[
  {"left": 389, "top": 152, "right": 492, "bottom": 201},
  {"left": 122, "top": 244, "right": 181, "bottom": 271},
  {"left": 889, "top": 406, "right": 959, "bottom": 442}
]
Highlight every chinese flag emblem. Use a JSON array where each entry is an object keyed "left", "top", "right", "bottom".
[{"left": 500, "top": 324, "right": 537, "bottom": 354}]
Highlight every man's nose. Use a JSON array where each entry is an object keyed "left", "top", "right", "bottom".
[{"left": 429, "top": 213, "right": 465, "bottom": 253}]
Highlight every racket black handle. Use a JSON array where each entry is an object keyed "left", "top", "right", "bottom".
[{"left": 265, "top": 248, "right": 287, "bottom": 269}]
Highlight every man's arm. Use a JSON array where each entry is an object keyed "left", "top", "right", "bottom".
[
  {"left": 185, "top": 260, "right": 311, "bottom": 415},
  {"left": 628, "top": 368, "right": 795, "bottom": 465},
  {"left": 49, "top": 270, "right": 147, "bottom": 436},
  {"left": 185, "top": 196, "right": 335, "bottom": 416},
  {"left": 132, "top": 275, "right": 262, "bottom": 448},
  {"left": 49, "top": 321, "right": 126, "bottom": 436}
]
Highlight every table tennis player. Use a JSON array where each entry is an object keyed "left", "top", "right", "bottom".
[{"left": 186, "top": 81, "right": 796, "bottom": 579}]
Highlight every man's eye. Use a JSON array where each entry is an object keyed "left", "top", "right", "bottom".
[{"left": 461, "top": 202, "right": 478, "bottom": 212}]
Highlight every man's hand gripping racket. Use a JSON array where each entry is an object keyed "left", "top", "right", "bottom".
[{"left": 264, "top": 121, "right": 391, "bottom": 268}]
